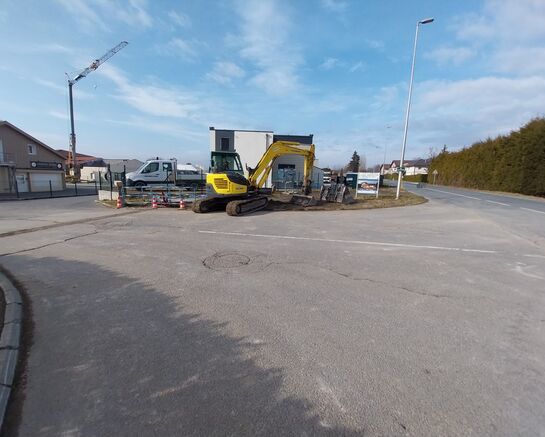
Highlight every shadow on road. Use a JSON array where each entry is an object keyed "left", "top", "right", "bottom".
[{"left": 3, "top": 256, "right": 362, "bottom": 436}]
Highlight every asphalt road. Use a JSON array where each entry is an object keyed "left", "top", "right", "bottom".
[{"left": 0, "top": 190, "right": 544, "bottom": 436}]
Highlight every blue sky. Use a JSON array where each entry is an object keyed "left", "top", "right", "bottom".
[{"left": 1, "top": 0, "right": 545, "bottom": 168}]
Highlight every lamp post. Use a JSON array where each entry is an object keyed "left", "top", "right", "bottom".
[
  {"left": 396, "top": 17, "right": 434, "bottom": 199},
  {"left": 382, "top": 125, "right": 391, "bottom": 175}
]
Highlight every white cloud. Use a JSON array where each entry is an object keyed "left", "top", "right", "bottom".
[
  {"left": 55, "top": 0, "right": 108, "bottom": 31},
  {"left": 320, "top": 0, "right": 348, "bottom": 13},
  {"left": 55, "top": 0, "right": 152, "bottom": 31},
  {"left": 320, "top": 58, "right": 339, "bottom": 70},
  {"left": 0, "top": 42, "right": 73, "bottom": 55},
  {"left": 48, "top": 110, "right": 69, "bottom": 120},
  {"left": 157, "top": 38, "right": 205, "bottom": 61},
  {"left": 206, "top": 62, "right": 245, "bottom": 84},
  {"left": 168, "top": 10, "right": 191, "bottom": 28},
  {"left": 492, "top": 46, "right": 545, "bottom": 75},
  {"left": 97, "top": 64, "right": 199, "bottom": 119},
  {"left": 115, "top": 0, "right": 153, "bottom": 28},
  {"left": 349, "top": 61, "right": 365, "bottom": 73},
  {"left": 371, "top": 85, "right": 400, "bottom": 110},
  {"left": 232, "top": 0, "right": 303, "bottom": 96},
  {"left": 96, "top": 64, "right": 245, "bottom": 129},
  {"left": 364, "top": 39, "right": 384, "bottom": 50},
  {"left": 33, "top": 78, "right": 94, "bottom": 99},
  {"left": 410, "top": 75, "right": 545, "bottom": 150},
  {"left": 425, "top": 47, "right": 476, "bottom": 66}
]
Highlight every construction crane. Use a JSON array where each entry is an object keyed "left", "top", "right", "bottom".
[{"left": 66, "top": 41, "right": 128, "bottom": 180}]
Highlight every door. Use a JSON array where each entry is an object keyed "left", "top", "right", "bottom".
[
  {"left": 15, "top": 173, "right": 29, "bottom": 193},
  {"left": 140, "top": 162, "right": 161, "bottom": 181},
  {"left": 30, "top": 172, "right": 63, "bottom": 191}
]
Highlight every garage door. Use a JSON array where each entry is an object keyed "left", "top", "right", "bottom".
[{"left": 30, "top": 172, "right": 63, "bottom": 192}]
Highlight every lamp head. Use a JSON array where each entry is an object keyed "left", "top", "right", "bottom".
[{"left": 419, "top": 17, "right": 434, "bottom": 25}]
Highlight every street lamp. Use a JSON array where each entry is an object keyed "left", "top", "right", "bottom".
[
  {"left": 382, "top": 125, "right": 391, "bottom": 175},
  {"left": 396, "top": 17, "right": 434, "bottom": 199}
]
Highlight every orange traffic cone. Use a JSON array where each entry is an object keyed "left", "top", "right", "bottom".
[
  {"left": 179, "top": 198, "right": 186, "bottom": 210},
  {"left": 152, "top": 197, "right": 158, "bottom": 209},
  {"left": 116, "top": 196, "right": 123, "bottom": 209}
]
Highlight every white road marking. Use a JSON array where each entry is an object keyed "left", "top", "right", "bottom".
[
  {"left": 520, "top": 207, "right": 545, "bottom": 215},
  {"left": 198, "top": 230, "right": 498, "bottom": 254},
  {"left": 514, "top": 265, "right": 545, "bottom": 280},
  {"left": 423, "top": 187, "right": 481, "bottom": 200},
  {"left": 485, "top": 199, "right": 510, "bottom": 206},
  {"left": 523, "top": 254, "right": 545, "bottom": 260}
]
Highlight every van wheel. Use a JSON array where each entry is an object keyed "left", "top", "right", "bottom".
[{"left": 134, "top": 181, "right": 146, "bottom": 188}]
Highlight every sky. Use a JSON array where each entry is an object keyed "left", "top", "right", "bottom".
[{"left": 1, "top": 0, "right": 545, "bottom": 169}]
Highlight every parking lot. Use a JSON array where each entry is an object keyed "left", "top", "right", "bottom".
[{"left": 1, "top": 194, "right": 544, "bottom": 436}]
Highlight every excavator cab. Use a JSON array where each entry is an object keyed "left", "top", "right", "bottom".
[{"left": 210, "top": 151, "right": 244, "bottom": 175}]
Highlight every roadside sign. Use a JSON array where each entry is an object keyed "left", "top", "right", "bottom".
[
  {"left": 356, "top": 172, "right": 380, "bottom": 198},
  {"left": 432, "top": 169, "right": 438, "bottom": 175}
]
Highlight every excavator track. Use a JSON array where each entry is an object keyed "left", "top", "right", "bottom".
[
  {"left": 226, "top": 195, "right": 268, "bottom": 216},
  {"left": 192, "top": 197, "right": 228, "bottom": 213}
]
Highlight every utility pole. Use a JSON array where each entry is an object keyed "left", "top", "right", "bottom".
[{"left": 67, "top": 41, "right": 128, "bottom": 180}]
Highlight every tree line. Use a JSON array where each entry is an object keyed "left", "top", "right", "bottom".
[{"left": 429, "top": 117, "right": 545, "bottom": 196}]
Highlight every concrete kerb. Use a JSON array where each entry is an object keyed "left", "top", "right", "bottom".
[{"left": 0, "top": 273, "right": 23, "bottom": 429}]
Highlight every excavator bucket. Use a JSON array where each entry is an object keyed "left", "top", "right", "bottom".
[
  {"left": 290, "top": 194, "right": 318, "bottom": 207},
  {"left": 319, "top": 183, "right": 354, "bottom": 204}
]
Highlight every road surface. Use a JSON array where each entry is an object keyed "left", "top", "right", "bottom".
[{"left": 0, "top": 192, "right": 544, "bottom": 436}]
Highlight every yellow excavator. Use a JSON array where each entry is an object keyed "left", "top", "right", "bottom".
[{"left": 192, "top": 141, "right": 315, "bottom": 216}]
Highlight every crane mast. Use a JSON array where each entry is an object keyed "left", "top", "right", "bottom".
[{"left": 67, "top": 41, "right": 128, "bottom": 180}]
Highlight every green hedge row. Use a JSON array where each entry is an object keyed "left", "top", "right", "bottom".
[{"left": 429, "top": 118, "right": 545, "bottom": 196}]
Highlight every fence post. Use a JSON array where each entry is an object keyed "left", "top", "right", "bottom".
[
  {"left": 14, "top": 172, "right": 19, "bottom": 199},
  {"left": 49, "top": 180, "right": 53, "bottom": 198},
  {"left": 98, "top": 171, "right": 102, "bottom": 190},
  {"left": 108, "top": 165, "right": 113, "bottom": 201}
]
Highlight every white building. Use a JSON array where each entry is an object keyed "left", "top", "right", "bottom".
[{"left": 209, "top": 127, "right": 319, "bottom": 188}]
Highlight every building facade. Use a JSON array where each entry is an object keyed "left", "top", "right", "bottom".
[{"left": 0, "top": 121, "right": 66, "bottom": 193}]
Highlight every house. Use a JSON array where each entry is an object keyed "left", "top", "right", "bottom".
[
  {"left": 209, "top": 127, "right": 316, "bottom": 187},
  {"left": 0, "top": 121, "right": 66, "bottom": 193},
  {"left": 56, "top": 149, "right": 97, "bottom": 173},
  {"left": 80, "top": 158, "right": 144, "bottom": 182},
  {"left": 379, "top": 163, "right": 391, "bottom": 175},
  {"left": 388, "top": 159, "right": 429, "bottom": 176}
]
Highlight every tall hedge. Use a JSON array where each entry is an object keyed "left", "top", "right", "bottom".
[{"left": 429, "top": 118, "right": 545, "bottom": 196}]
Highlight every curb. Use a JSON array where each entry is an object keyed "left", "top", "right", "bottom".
[{"left": 0, "top": 273, "right": 22, "bottom": 429}]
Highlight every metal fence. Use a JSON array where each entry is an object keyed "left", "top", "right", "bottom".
[{"left": 0, "top": 181, "right": 99, "bottom": 200}]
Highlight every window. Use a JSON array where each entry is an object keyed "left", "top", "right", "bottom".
[
  {"left": 27, "top": 144, "right": 37, "bottom": 155},
  {"left": 220, "top": 137, "right": 230, "bottom": 151},
  {"left": 210, "top": 152, "right": 243, "bottom": 173},
  {"left": 162, "top": 162, "right": 173, "bottom": 172},
  {"left": 141, "top": 162, "right": 159, "bottom": 173}
]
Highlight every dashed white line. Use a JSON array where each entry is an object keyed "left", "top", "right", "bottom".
[
  {"left": 485, "top": 199, "right": 510, "bottom": 206},
  {"left": 198, "top": 230, "right": 498, "bottom": 254},
  {"left": 520, "top": 207, "right": 545, "bottom": 215},
  {"left": 423, "top": 187, "right": 480, "bottom": 200}
]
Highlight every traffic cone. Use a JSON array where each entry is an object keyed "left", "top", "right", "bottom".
[
  {"left": 179, "top": 198, "right": 186, "bottom": 210},
  {"left": 152, "top": 197, "right": 158, "bottom": 209},
  {"left": 116, "top": 196, "right": 123, "bottom": 209}
]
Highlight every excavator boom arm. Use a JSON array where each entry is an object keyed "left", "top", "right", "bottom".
[{"left": 248, "top": 141, "right": 315, "bottom": 191}]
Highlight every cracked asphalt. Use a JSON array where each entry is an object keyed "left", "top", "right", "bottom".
[{"left": 0, "top": 190, "right": 544, "bottom": 436}]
